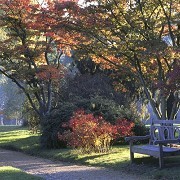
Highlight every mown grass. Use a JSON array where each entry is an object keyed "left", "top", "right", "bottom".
[
  {"left": 0, "top": 126, "right": 40, "bottom": 153},
  {"left": 0, "top": 126, "right": 180, "bottom": 179},
  {"left": 0, "top": 166, "right": 43, "bottom": 180}
]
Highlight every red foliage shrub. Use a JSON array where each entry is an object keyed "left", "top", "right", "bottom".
[
  {"left": 115, "top": 118, "right": 134, "bottom": 137},
  {"left": 58, "top": 109, "right": 134, "bottom": 153}
]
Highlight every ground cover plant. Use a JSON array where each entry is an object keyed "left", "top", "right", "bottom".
[
  {"left": 0, "top": 166, "right": 42, "bottom": 180},
  {"left": 0, "top": 126, "right": 180, "bottom": 179}
]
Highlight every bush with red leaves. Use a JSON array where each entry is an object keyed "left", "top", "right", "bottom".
[{"left": 58, "top": 109, "right": 134, "bottom": 153}]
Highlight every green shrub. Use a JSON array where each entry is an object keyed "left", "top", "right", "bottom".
[
  {"left": 41, "top": 96, "right": 147, "bottom": 148},
  {"left": 40, "top": 102, "right": 77, "bottom": 148}
]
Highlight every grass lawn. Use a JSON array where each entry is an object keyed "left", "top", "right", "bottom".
[
  {"left": 0, "top": 126, "right": 180, "bottom": 179},
  {"left": 0, "top": 166, "right": 42, "bottom": 180}
]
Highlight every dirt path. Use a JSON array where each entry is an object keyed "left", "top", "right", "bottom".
[{"left": 0, "top": 149, "right": 147, "bottom": 180}]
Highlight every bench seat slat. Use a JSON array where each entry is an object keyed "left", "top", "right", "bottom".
[
  {"left": 153, "top": 120, "right": 180, "bottom": 124},
  {"left": 133, "top": 145, "right": 180, "bottom": 153},
  {"left": 132, "top": 145, "right": 180, "bottom": 158}
]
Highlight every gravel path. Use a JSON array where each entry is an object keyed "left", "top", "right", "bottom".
[{"left": 0, "top": 149, "right": 146, "bottom": 180}]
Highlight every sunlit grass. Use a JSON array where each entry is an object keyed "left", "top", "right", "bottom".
[
  {"left": 0, "top": 166, "right": 43, "bottom": 180},
  {"left": 0, "top": 126, "right": 40, "bottom": 152},
  {"left": 0, "top": 126, "right": 180, "bottom": 179}
]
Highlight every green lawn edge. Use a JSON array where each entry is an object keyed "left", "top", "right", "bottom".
[{"left": 0, "top": 166, "right": 43, "bottom": 180}]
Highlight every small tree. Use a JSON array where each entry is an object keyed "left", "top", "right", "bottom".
[{"left": 0, "top": 0, "right": 75, "bottom": 147}]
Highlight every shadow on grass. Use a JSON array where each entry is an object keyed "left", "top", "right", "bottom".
[
  {"left": 0, "top": 126, "right": 24, "bottom": 132},
  {"left": 0, "top": 136, "right": 40, "bottom": 155},
  {"left": 1, "top": 127, "right": 180, "bottom": 180},
  {"left": 134, "top": 156, "right": 180, "bottom": 167},
  {"left": 2, "top": 136, "right": 180, "bottom": 169}
]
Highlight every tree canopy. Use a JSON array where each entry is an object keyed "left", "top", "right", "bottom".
[
  {"left": 65, "top": 0, "right": 180, "bottom": 119},
  {"left": 0, "top": 0, "right": 179, "bottom": 123}
]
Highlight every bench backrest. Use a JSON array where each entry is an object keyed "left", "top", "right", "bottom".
[{"left": 150, "top": 119, "right": 180, "bottom": 144}]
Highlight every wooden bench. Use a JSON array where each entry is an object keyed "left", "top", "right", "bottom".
[{"left": 125, "top": 119, "right": 180, "bottom": 168}]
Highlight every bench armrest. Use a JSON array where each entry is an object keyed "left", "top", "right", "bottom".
[
  {"left": 154, "top": 139, "right": 180, "bottom": 145},
  {"left": 125, "top": 135, "right": 151, "bottom": 142}
]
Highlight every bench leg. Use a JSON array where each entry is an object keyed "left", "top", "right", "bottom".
[
  {"left": 130, "top": 141, "right": 134, "bottom": 163},
  {"left": 130, "top": 151, "right": 134, "bottom": 163},
  {"left": 159, "top": 156, "right": 164, "bottom": 169},
  {"left": 159, "top": 145, "right": 164, "bottom": 169}
]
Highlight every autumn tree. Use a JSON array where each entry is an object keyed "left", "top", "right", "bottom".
[
  {"left": 0, "top": 0, "right": 79, "bottom": 146},
  {"left": 64, "top": 0, "right": 179, "bottom": 120}
]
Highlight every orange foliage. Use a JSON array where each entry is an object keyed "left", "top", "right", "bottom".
[{"left": 36, "top": 65, "right": 65, "bottom": 81}]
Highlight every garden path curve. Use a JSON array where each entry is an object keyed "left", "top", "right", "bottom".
[{"left": 0, "top": 148, "right": 145, "bottom": 180}]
